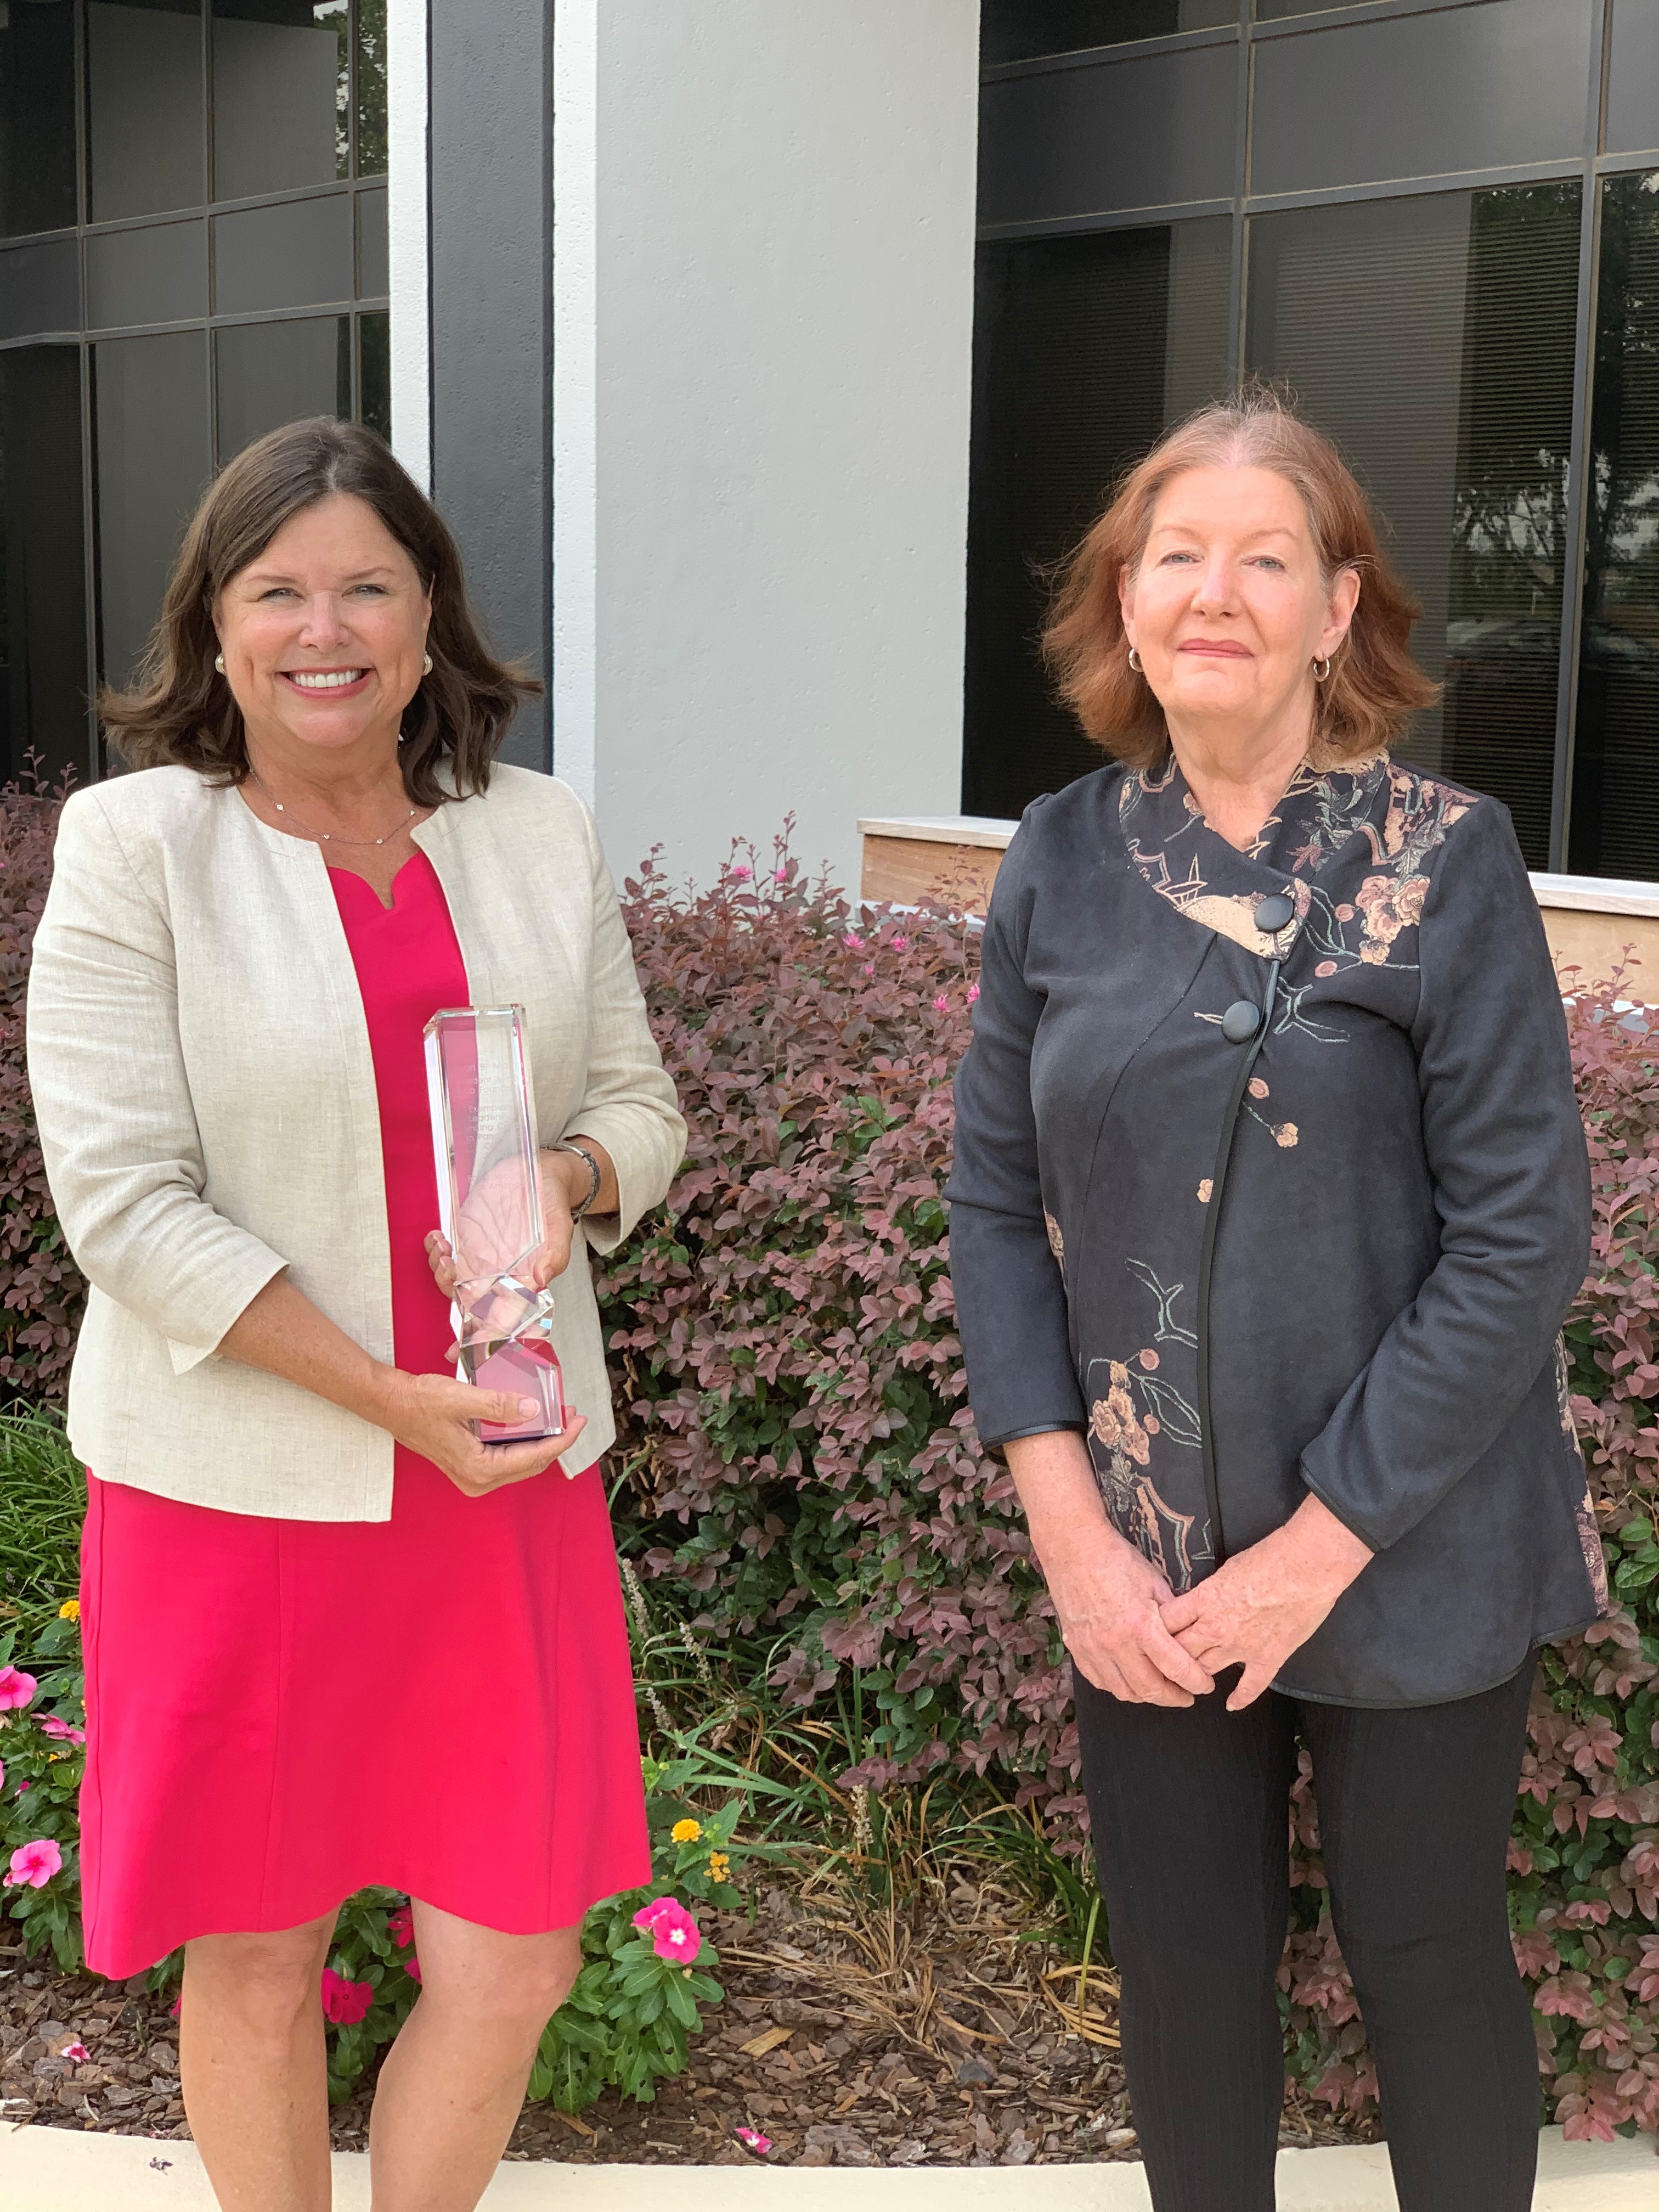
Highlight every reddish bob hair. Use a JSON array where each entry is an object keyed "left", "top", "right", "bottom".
[{"left": 1042, "top": 385, "right": 1439, "bottom": 770}]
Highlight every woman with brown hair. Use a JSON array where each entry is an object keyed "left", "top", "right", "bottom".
[
  {"left": 26, "top": 418, "right": 685, "bottom": 2210},
  {"left": 946, "top": 388, "right": 1599, "bottom": 2210}
]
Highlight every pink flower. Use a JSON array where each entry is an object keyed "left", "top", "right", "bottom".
[
  {"left": 60, "top": 2041, "right": 89, "bottom": 2064},
  {"left": 0, "top": 1760, "right": 5, "bottom": 1792},
  {"left": 41, "top": 1718, "right": 85, "bottom": 1746},
  {"left": 933, "top": 994, "right": 949, "bottom": 1012},
  {"left": 405, "top": 1954, "right": 422, "bottom": 1985},
  {"left": 967, "top": 983, "right": 980, "bottom": 1004},
  {"left": 387, "top": 1905, "right": 415, "bottom": 1949},
  {"left": 633, "top": 1894, "right": 702, "bottom": 1963},
  {"left": 170, "top": 1997, "right": 181, "bottom": 2020},
  {"left": 844, "top": 932, "right": 863, "bottom": 950},
  {"left": 774, "top": 867, "right": 788, "bottom": 882},
  {"left": 891, "top": 935, "right": 909, "bottom": 950},
  {"left": 0, "top": 1667, "right": 37, "bottom": 1712},
  {"left": 730, "top": 864, "right": 752, "bottom": 882},
  {"left": 863, "top": 963, "right": 874, "bottom": 976},
  {"left": 320, "top": 1967, "right": 373, "bottom": 2025},
  {"left": 736, "top": 2125, "right": 772, "bottom": 2155},
  {"left": 5, "top": 1838, "right": 62, "bottom": 1888}
]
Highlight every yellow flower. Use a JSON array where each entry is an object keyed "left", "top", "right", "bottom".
[
  {"left": 707, "top": 1851, "right": 730, "bottom": 1882},
  {"left": 58, "top": 1600, "right": 80, "bottom": 1623},
  {"left": 671, "top": 1818, "right": 702, "bottom": 1844}
]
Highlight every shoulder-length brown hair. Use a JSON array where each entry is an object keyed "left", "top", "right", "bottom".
[
  {"left": 100, "top": 416, "right": 538, "bottom": 804},
  {"left": 1042, "top": 385, "right": 1438, "bottom": 770}
]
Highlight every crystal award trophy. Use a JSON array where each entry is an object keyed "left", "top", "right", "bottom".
[{"left": 424, "top": 1005, "right": 567, "bottom": 1444}]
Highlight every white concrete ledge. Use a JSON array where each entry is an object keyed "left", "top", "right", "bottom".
[{"left": 1, "top": 2124, "right": 1652, "bottom": 2209}]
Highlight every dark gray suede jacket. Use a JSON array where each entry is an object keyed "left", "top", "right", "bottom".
[{"left": 944, "top": 751, "right": 1602, "bottom": 1707}]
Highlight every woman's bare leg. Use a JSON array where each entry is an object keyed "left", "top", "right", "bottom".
[
  {"left": 179, "top": 1910, "right": 339, "bottom": 2212},
  {"left": 368, "top": 1900, "right": 580, "bottom": 2212}
]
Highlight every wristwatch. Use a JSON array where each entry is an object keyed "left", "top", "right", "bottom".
[{"left": 550, "top": 1139, "right": 602, "bottom": 1221}]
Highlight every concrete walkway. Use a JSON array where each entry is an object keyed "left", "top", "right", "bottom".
[{"left": 0, "top": 2125, "right": 1652, "bottom": 2209}]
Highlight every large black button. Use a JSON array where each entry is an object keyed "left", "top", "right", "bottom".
[
  {"left": 1254, "top": 892, "right": 1295, "bottom": 935},
  {"left": 1221, "top": 999, "right": 1261, "bottom": 1044}
]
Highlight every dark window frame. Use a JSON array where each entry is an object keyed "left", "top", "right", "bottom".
[
  {"left": 0, "top": 0, "right": 391, "bottom": 785},
  {"left": 970, "top": 0, "right": 1659, "bottom": 874}
]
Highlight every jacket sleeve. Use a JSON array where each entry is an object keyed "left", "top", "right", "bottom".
[
  {"left": 945, "top": 813, "right": 1086, "bottom": 1448},
  {"left": 561, "top": 800, "right": 687, "bottom": 1254},
  {"left": 24, "top": 789, "right": 289, "bottom": 1363},
  {"left": 1299, "top": 798, "right": 1591, "bottom": 1551}
]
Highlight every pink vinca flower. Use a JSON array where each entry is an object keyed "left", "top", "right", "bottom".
[
  {"left": 6, "top": 1838, "right": 62, "bottom": 1888},
  {"left": 41, "top": 1718, "right": 86, "bottom": 1746},
  {"left": 60, "top": 2041, "right": 89, "bottom": 2064},
  {"left": 387, "top": 1905, "right": 415, "bottom": 1949},
  {"left": 640, "top": 1896, "right": 701, "bottom": 1965},
  {"left": 0, "top": 1667, "right": 37, "bottom": 1712},
  {"left": 405, "top": 1954, "right": 422, "bottom": 1986},
  {"left": 736, "top": 2125, "right": 773, "bottom": 2155},
  {"left": 319, "top": 1967, "right": 373, "bottom": 2025}
]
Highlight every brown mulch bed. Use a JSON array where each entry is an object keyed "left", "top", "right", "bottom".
[{"left": 1, "top": 1870, "right": 1379, "bottom": 2168}]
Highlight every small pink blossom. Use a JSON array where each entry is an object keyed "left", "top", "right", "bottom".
[
  {"left": 729, "top": 864, "right": 752, "bottom": 882},
  {"left": 0, "top": 1759, "right": 5, "bottom": 1792},
  {"left": 933, "top": 994, "right": 950, "bottom": 1012},
  {"left": 0, "top": 1667, "right": 37, "bottom": 1712},
  {"left": 736, "top": 2125, "right": 772, "bottom": 2155},
  {"left": 844, "top": 932, "right": 864, "bottom": 949},
  {"left": 891, "top": 935, "right": 909, "bottom": 950},
  {"left": 60, "top": 2041, "right": 89, "bottom": 2064},
  {"left": 863, "top": 963, "right": 874, "bottom": 976},
  {"left": 170, "top": 1997, "right": 182, "bottom": 2019},
  {"left": 405, "top": 1954, "right": 422, "bottom": 1985},
  {"left": 967, "top": 983, "right": 980, "bottom": 1004},
  {"left": 774, "top": 867, "right": 788, "bottom": 882},
  {"left": 6, "top": 1838, "right": 62, "bottom": 1888},
  {"left": 41, "top": 1717, "right": 86, "bottom": 1746},
  {"left": 320, "top": 1967, "right": 373, "bottom": 2025},
  {"left": 387, "top": 1905, "right": 415, "bottom": 1948},
  {"left": 633, "top": 1894, "right": 702, "bottom": 1963}
]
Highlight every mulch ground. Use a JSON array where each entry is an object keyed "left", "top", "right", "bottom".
[{"left": 1, "top": 1870, "right": 1379, "bottom": 2169}]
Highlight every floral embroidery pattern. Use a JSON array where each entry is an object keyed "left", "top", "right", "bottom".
[
  {"left": 1084, "top": 1260, "right": 1209, "bottom": 1591},
  {"left": 1555, "top": 1335, "right": 1609, "bottom": 1614}
]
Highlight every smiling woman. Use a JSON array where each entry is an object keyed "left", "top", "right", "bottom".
[{"left": 26, "top": 418, "right": 685, "bottom": 2211}]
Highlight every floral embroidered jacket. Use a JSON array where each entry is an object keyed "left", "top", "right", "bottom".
[{"left": 945, "top": 751, "right": 1601, "bottom": 1708}]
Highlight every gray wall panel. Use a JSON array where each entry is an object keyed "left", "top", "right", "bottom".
[
  {"left": 1607, "top": 0, "right": 1659, "bottom": 156},
  {"left": 1250, "top": 0, "right": 1589, "bottom": 199},
  {"left": 978, "top": 43, "right": 1236, "bottom": 228},
  {"left": 429, "top": 0, "right": 550, "bottom": 771}
]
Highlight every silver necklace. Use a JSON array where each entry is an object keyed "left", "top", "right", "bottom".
[{"left": 249, "top": 768, "right": 420, "bottom": 848}]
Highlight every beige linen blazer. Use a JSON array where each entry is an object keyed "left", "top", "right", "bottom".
[{"left": 25, "top": 762, "right": 686, "bottom": 1521}]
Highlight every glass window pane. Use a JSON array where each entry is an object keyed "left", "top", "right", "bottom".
[
  {"left": 1570, "top": 172, "right": 1659, "bottom": 879},
  {"left": 1250, "top": 0, "right": 1589, "bottom": 199},
  {"left": 358, "top": 309, "right": 388, "bottom": 442},
  {"left": 1607, "top": 0, "right": 1659, "bottom": 158},
  {"left": 982, "top": 1, "right": 1233, "bottom": 64},
  {"left": 212, "top": 190, "right": 353, "bottom": 313},
  {"left": 211, "top": 3, "right": 347, "bottom": 201},
  {"left": 0, "top": 237, "right": 79, "bottom": 341},
  {"left": 0, "top": 346, "right": 88, "bottom": 784},
  {"left": 1247, "top": 184, "right": 1582, "bottom": 869},
  {"left": 86, "top": 218, "right": 207, "bottom": 330},
  {"left": 356, "top": 183, "right": 387, "bottom": 298},
  {"left": 356, "top": 0, "right": 387, "bottom": 177},
  {"left": 979, "top": 44, "right": 1237, "bottom": 229},
  {"left": 215, "top": 313, "right": 348, "bottom": 463},
  {"left": 88, "top": 2, "right": 205, "bottom": 224},
  {"left": 963, "top": 219, "right": 1231, "bottom": 818},
  {"left": 93, "top": 329, "right": 210, "bottom": 691},
  {"left": 0, "top": 0, "right": 77, "bottom": 240}
]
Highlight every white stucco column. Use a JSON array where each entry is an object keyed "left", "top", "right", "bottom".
[{"left": 555, "top": 2, "right": 980, "bottom": 893}]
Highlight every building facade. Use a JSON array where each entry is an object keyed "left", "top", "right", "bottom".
[{"left": 3, "top": 2, "right": 1657, "bottom": 900}]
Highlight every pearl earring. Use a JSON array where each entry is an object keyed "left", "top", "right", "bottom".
[
  {"left": 1127, "top": 646, "right": 1143, "bottom": 673},
  {"left": 422, "top": 652, "right": 433, "bottom": 676},
  {"left": 214, "top": 652, "right": 225, "bottom": 674}
]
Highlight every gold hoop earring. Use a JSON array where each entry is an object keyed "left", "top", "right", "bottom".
[
  {"left": 421, "top": 652, "right": 433, "bottom": 676},
  {"left": 1127, "top": 646, "right": 1143, "bottom": 674},
  {"left": 213, "top": 652, "right": 225, "bottom": 674},
  {"left": 1313, "top": 655, "right": 1332, "bottom": 682}
]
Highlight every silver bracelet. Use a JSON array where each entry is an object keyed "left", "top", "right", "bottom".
[{"left": 550, "top": 1140, "right": 602, "bottom": 1222}]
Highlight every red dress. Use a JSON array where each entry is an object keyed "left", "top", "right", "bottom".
[{"left": 78, "top": 853, "right": 648, "bottom": 1979}]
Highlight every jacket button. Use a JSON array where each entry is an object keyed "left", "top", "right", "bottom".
[
  {"left": 1254, "top": 892, "right": 1295, "bottom": 934},
  {"left": 1221, "top": 999, "right": 1261, "bottom": 1043}
]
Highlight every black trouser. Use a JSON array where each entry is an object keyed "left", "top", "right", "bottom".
[{"left": 1074, "top": 1657, "right": 1538, "bottom": 2212}]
